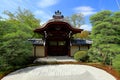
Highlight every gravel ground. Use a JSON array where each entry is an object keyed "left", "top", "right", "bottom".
[{"left": 2, "top": 64, "right": 116, "bottom": 80}]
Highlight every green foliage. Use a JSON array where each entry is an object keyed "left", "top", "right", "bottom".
[
  {"left": 88, "top": 48, "right": 103, "bottom": 63},
  {"left": 0, "top": 8, "right": 40, "bottom": 72},
  {"left": 73, "top": 30, "right": 90, "bottom": 39},
  {"left": 90, "top": 10, "right": 112, "bottom": 26},
  {"left": 74, "top": 51, "right": 88, "bottom": 62},
  {"left": 112, "top": 54, "right": 120, "bottom": 72},
  {"left": 89, "top": 10, "right": 120, "bottom": 65},
  {"left": 3, "top": 7, "right": 40, "bottom": 29}
]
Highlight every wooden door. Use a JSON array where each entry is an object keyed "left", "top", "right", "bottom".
[{"left": 47, "top": 40, "right": 68, "bottom": 56}]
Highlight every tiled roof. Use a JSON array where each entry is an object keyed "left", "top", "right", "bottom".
[
  {"left": 71, "top": 39, "right": 92, "bottom": 45},
  {"left": 28, "top": 39, "right": 92, "bottom": 45},
  {"left": 28, "top": 39, "right": 44, "bottom": 45}
]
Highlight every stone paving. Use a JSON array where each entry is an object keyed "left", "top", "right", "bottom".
[
  {"left": 34, "top": 56, "right": 77, "bottom": 63},
  {"left": 2, "top": 64, "right": 116, "bottom": 80}
]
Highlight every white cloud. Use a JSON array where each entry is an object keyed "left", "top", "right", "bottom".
[
  {"left": 0, "top": 0, "right": 24, "bottom": 19},
  {"left": 0, "top": 0, "right": 18, "bottom": 11},
  {"left": 74, "top": 6, "right": 96, "bottom": 16},
  {"left": 37, "top": 0, "right": 59, "bottom": 8},
  {"left": 0, "top": 0, "right": 36, "bottom": 13},
  {"left": 80, "top": 24, "right": 92, "bottom": 31},
  {"left": 34, "top": 10, "right": 52, "bottom": 24}
]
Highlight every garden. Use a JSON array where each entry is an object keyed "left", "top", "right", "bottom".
[{"left": 0, "top": 8, "right": 120, "bottom": 80}]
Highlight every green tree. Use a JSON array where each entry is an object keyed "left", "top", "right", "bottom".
[
  {"left": 3, "top": 7, "right": 40, "bottom": 29},
  {"left": 88, "top": 10, "right": 120, "bottom": 65},
  {"left": 112, "top": 54, "right": 120, "bottom": 72},
  {"left": 73, "top": 30, "right": 89, "bottom": 39},
  {"left": 66, "top": 13, "right": 84, "bottom": 27},
  {"left": 0, "top": 8, "right": 40, "bottom": 71},
  {"left": 66, "top": 13, "right": 85, "bottom": 38}
]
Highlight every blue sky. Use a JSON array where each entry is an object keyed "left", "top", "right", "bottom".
[{"left": 0, "top": 0, "right": 120, "bottom": 31}]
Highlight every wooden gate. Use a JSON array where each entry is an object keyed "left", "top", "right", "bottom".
[{"left": 47, "top": 40, "right": 68, "bottom": 56}]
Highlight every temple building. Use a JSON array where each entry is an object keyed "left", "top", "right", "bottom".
[{"left": 29, "top": 10, "right": 92, "bottom": 57}]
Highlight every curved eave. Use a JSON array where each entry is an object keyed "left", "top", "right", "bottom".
[{"left": 34, "top": 19, "right": 83, "bottom": 34}]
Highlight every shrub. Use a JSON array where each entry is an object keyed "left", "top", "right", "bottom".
[
  {"left": 9, "top": 55, "right": 35, "bottom": 66},
  {"left": 74, "top": 51, "right": 88, "bottom": 62},
  {"left": 112, "top": 54, "right": 120, "bottom": 72},
  {"left": 0, "top": 54, "right": 35, "bottom": 72}
]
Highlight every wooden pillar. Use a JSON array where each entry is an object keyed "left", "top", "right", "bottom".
[
  {"left": 79, "top": 45, "right": 80, "bottom": 50},
  {"left": 69, "top": 31, "right": 72, "bottom": 56},
  {"left": 68, "top": 45, "right": 70, "bottom": 56},
  {"left": 88, "top": 44, "right": 90, "bottom": 49},
  {"left": 44, "top": 31, "right": 48, "bottom": 57}
]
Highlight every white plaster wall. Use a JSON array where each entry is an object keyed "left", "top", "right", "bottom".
[
  {"left": 36, "top": 46, "right": 45, "bottom": 57},
  {"left": 80, "top": 46, "right": 89, "bottom": 50}
]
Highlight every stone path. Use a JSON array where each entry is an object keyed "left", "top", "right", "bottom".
[
  {"left": 2, "top": 64, "right": 116, "bottom": 80},
  {"left": 34, "top": 56, "right": 77, "bottom": 63}
]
